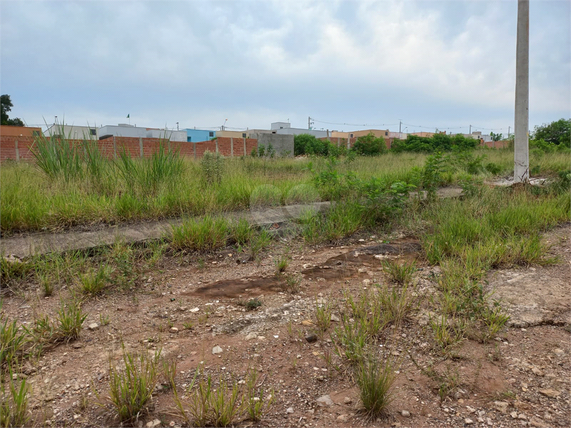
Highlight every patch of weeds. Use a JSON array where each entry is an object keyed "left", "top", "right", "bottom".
[
  {"left": 375, "top": 283, "right": 416, "bottom": 326},
  {"left": 355, "top": 355, "right": 396, "bottom": 418},
  {"left": 0, "top": 372, "right": 31, "bottom": 427},
  {"left": 282, "top": 273, "right": 302, "bottom": 294},
  {"left": 79, "top": 264, "right": 113, "bottom": 296},
  {"left": 238, "top": 298, "right": 262, "bottom": 311},
  {"left": 37, "top": 271, "right": 54, "bottom": 297},
  {"left": 161, "top": 358, "right": 177, "bottom": 392},
  {"left": 171, "top": 216, "right": 230, "bottom": 252},
  {"left": 231, "top": 218, "right": 251, "bottom": 248},
  {"left": 0, "top": 257, "right": 33, "bottom": 292},
  {"left": 183, "top": 321, "right": 194, "bottom": 330},
  {"left": 107, "top": 346, "right": 161, "bottom": 423},
  {"left": 0, "top": 311, "right": 28, "bottom": 370},
  {"left": 174, "top": 366, "right": 274, "bottom": 427},
  {"left": 244, "top": 369, "right": 274, "bottom": 422},
  {"left": 314, "top": 299, "right": 332, "bottom": 333},
  {"left": 55, "top": 299, "right": 87, "bottom": 343},
  {"left": 249, "top": 229, "right": 272, "bottom": 260},
  {"left": 275, "top": 254, "right": 290, "bottom": 275},
  {"left": 201, "top": 151, "right": 225, "bottom": 186},
  {"left": 99, "top": 314, "right": 110, "bottom": 326},
  {"left": 332, "top": 316, "right": 368, "bottom": 366},
  {"left": 382, "top": 259, "right": 416, "bottom": 285},
  {"left": 429, "top": 314, "right": 464, "bottom": 353}
]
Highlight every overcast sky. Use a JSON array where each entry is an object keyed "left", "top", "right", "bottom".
[{"left": 1, "top": 0, "right": 569, "bottom": 135}]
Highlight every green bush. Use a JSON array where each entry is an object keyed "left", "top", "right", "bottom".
[
  {"left": 391, "top": 133, "right": 477, "bottom": 153},
  {"left": 352, "top": 133, "right": 387, "bottom": 156}
]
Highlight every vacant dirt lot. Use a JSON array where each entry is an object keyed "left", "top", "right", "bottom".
[{"left": 2, "top": 224, "right": 570, "bottom": 427}]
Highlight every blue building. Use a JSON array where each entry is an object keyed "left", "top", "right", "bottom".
[{"left": 185, "top": 129, "right": 216, "bottom": 143}]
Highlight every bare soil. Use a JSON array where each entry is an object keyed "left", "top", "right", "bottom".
[{"left": 2, "top": 224, "right": 570, "bottom": 428}]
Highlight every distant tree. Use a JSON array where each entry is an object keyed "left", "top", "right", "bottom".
[
  {"left": 532, "top": 119, "right": 571, "bottom": 147},
  {"left": 490, "top": 131, "right": 503, "bottom": 142},
  {"left": 1, "top": 94, "right": 25, "bottom": 126}
]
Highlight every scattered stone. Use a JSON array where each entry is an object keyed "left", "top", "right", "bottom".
[
  {"left": 539, "top": 388, "right": 560, "bottom": 398},
  {"left": 531, "top": 366, "right": 544, "bottom": 376},
  {"left": 72, "top": 343, "right": 83, "bottom": 349},
  {"left": 552, "top": 348, "right": 564, "bottom": 357},
  {"left": 88, "top": 323, "right": 99, "bottom": 330},
  {"left": 464, "top": 418, "right": 474, "bottom": 425},
  {"left": 190, "top": 307, "right": 200, "bottom": 313},
  {"left": 330, "top": 314, "right": 340, "bottom": 322},
  {"left": 337, "top": 414, "right": 349, "bottom": 422},
  {"left": 146, "top": 419, "right": 161, "bottom": 428},
  {"left": 343, "top": 397, "right": 352, "bottom": 404},
  {"left": 286, "top": 407, "right": 294, "bottom": 414},
  {"left": 401, "top": 410, "right": 411, "bottom": 417},
  {"left": 212, "top": 346, "right": 223, "bottom": 355},
  {"left": 493, "top": 401, "right": 509, "bottom": 414},
  {"left": 305, "top": 334, "right": 318, "bottom": 343},
  {"left": 316, "top": 395, "right": 334, "bottom": 406},
  {"left": 301, "top": 320, "right": 314, "bottom": 326},
  {"left": 529, "top": 416, "right": 549, "bottom": 428},
  {"left": 245, "top": 332, "right": 257, "bottom": 341}
]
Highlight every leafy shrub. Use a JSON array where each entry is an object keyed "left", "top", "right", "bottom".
[
  {"left": 352, "top": 133, "right": 387, "bottom": 156},
  {"left": 391, "top": 133, "right": 477, "bottom": 153}
]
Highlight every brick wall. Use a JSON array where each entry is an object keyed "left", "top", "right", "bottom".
[{"left": 0, "top": 135, "right": 258, "bottom": 163}]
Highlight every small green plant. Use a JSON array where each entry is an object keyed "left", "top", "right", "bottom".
[
  {"left": 332, "top": 316, "right": 368, "bottom": 365},
  {"left": 0, "top": 312, "right": 27, "bottom": 370},
  {"left": 244, "top": 369, "right": 273, "bottom": 422},
  {"left": 0, "top": 372, "right": 30, "bottom": 427},
  {"left": 201, "top": 150, "right": 225, "bottom": 186},
  {"left": 99, "top": 314, "right": 110, "bottom": 326},
  {"left": 37, "top": 271, "right": 54, "bottom": 297},
  {"left": 355, "top": 355, "right": 395, "bottom": 418},
  {"left": 107, "top": 347, "right": 161, "bottom": 423},
  {"left": 171, "top": 216, "right": 230, "bottom": 252},
  {"left": 249, "top": 229, "right": 272, "bottom": 260},
  {"left": 183, "top": 321, "right": 194, "bottom": 330},
  {"left": 55, "top": 299, "right": 87, "bottom": 343},
  {"left": 162, "top": 358, "right": 177, "bottom": 391},
  {"left": 382, "top": 259, "right": 416, "bottom": 285},
  {"left": 430, "top": 314, "right": 464, "bottom": 352},
  {"left": 314, "top": 299, "right": 332, "bottom": 333},
  {"left": 238, "top": 298, "right": 262, "bottom": 311},
  {"left": 275, "top": 254, "right": 290, "bottom": 275},
  {"left": 80, "top": 264, "right": 112, "bottom": 296},
  {"left": 282, "top": 273, "right": 302, "bottom": 294},
  {"left": 375, "top": 283, "right": 415, "bottom": 326}
]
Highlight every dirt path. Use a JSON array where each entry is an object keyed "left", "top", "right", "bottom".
[{"left": 2, "top": 222, "right": 569, "bottom": 427}]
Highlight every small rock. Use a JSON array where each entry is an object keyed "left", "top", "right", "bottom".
[
  {"left": 305, "top": 334, "right": 318, "bottom": 343},
  {"left": 212, "top": 346, "right": 223, "bottom": 355},
  {"left": 286, "top": 407, "right": 294, "bottom": 414},
  {"left": 401, "top": 410, "right": 411, "bottom": 417},
  {"left": 539, "top": 388, "right": 560, "bottom": 398},
  {"left": 170, "top": 327, "right": 178, "bottom": 333},
  {"left": 343, "top": 397, "right": 352, "bottom": 404},
  {"left": 510, "top": 411, "right": 518, "bottom": 418},
  {"left": 330, "top": 314, "right": 340, "bottom": 322},
  {"left": 316, "top": 395, "right": 334, "bottom": 406},
  {"left": 464, "top": 418, "right": 474, "bottom": 425},
  {"left": 301, "top": 320, "right": 314, "bottom": 326},
  {"left": 337, "top": 414, "right": 349, "bottom": 422},
  {"left": 190, "top": 307, "right": 200, "bottom": 313},
  {"left": 493, "top": 401, "right": 509, "bottom": 414},
  {"left": 552, "top": 348, "right": 564, "bottom": 357},
  {"left": 146, "top": 419, "right": 161, "bottom": 428},
  {"left": 88, "top": 323, "right": 99, "bottom": 330},
  {"left": 245, "top": 332, "right": 257, "bottom": 341}
]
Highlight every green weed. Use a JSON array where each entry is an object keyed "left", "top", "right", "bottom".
[
  {"left": 55, "top": 299, "right": 87, "bottom": 343},
  {"left": 0, "top": 372, "right": 30, "bottom": 427},
  {"left": 356, "top": 355, "right": 395, "bottom": 418},
  {"left": 382, "top": 259, "right": 416, "bottom": 285},
  {"left": 107, "top": 347, "right": 161, "bottom": 423}
]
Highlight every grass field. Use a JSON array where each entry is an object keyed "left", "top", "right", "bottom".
[{"left": 1, "top": 144, "right": 569, "bottom": 234}]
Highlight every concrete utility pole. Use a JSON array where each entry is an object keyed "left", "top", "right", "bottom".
[{"left": 514, "top": 0, "right": 530, "bottom": 183}]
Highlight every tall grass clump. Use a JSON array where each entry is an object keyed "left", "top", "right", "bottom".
[
  {"left": 356, "top": 356, "right": 395, "bottom": 418},
  {"left": 31, "top": 132, "right": 83, "bottom": 182},
  {"left": 171, "top": 216, "right": 231, "bottom": 252},
  {"left": 55, "top": 299, "right": 87, "bottom": 343},
  {"left": 0, "top": 312, "right": 27, "bottom": 370},
  {"left": 0, "top": 373, "right": 30, "bottom": 427},
  {"left": 107, "top": 347, "right": 161, "bottom": 423}
]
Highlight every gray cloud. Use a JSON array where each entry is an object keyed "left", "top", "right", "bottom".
[{"left": 1, "top": 0, "right": 569, "bottom": 134}]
